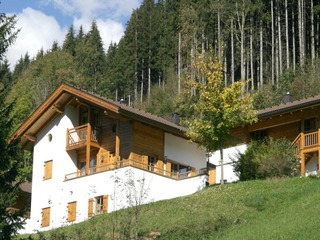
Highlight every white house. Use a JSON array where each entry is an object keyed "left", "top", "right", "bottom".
[
  {"left": 12, "top": 83, "right": 214, "bottom": 234},
  {"left": 210, "top": 144, "right": 247, "bottom": 184}
]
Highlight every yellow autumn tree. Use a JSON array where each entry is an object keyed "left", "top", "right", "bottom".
[{"left": 178, "top": 51, "right": 257, "bottom": 183}]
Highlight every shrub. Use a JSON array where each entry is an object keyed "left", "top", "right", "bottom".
[{"left": 233, "top": 138, "right": 298, "bottom": 180}]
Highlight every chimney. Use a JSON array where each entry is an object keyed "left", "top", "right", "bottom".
[
  {"left": 282, "top": 92, "right": 294, "bottom": 104},
  {"left": 172, "top": 112, "right": 180, "bottom": 125}
]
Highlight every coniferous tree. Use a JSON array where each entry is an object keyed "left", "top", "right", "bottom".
[
  {"left": 0, "top": 11, "right": 26, "bottom": 239},
  {"left": 63, "top": 25, "right": 76, "bottom": 56}
]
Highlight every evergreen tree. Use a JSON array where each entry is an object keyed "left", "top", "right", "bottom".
[
  {"left": 62, "top": 25, "right": 76, "bottom": 56},
  {"left": 74, "top": 21, "right": 106, "bottom": 92},
  {"left": 0, "top": 11, "right": 26, "bottom": 239}
]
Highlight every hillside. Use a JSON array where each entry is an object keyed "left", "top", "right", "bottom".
[{"left": 19, "top": 177, "right": 320, "bottom": 240}]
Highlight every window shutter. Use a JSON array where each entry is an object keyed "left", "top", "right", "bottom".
[
  {"left": 41, "top": 207, "right": 50, "bottom": 227},
  {"left": 67, "top": 202, "right": 77, "bottom": 222},
  {"left": 44, "top": 160, "right": 53, "bottom": 180},
  {"left": 88, "top": 198, "right": 93, "bottom": 217},
  {"left": 103, "top": 195, "right": 108, "bottom": 213},
  {"left": 166, "top": 162, "right": 171, "bottom": 174}
]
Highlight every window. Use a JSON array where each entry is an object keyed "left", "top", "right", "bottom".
[
  {"left": 67, "top": 202, "right": 77, "bottom": 222},
  {"left": 250, "top": 130, "right": 268, "bottom": 141},
  {"left": 88, "top": 195, "right": 108, "bottom": 217},
  {"left": 148, "top": 156, "right": 157, "bottom": 171},
  {"left": 43, "top": 160, "right": 53, "bottom": 180},
  {"left": 170, "top": 162, "right": 190, "bottom": 178},
  {"left": 304, "top": 118, "right": 316, "bottom": 132},
  {"left": 41, "top": 207, "right": 50, "bottom": 227}
]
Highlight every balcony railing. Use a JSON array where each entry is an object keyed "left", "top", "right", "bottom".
[
  {"left": 292, "top": 129, "right": 320, "bottom": 155},
  {"left": 66, "top": 124, "right": 100, "bottom": 150},
  {"left": 65, "top": 158, "right": 207, "bottom": 181}
]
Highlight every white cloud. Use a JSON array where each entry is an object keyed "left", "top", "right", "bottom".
[
  {"left": 6, "top": 8, "right": 67, "bottom": 68},
  {"left": 73, "top": 17, "right": 124, "bottom": 50},
  {"left": 48, "top": 0, "right": 141, "bottom": 19},
  {"left": 5, "top": 0, "right": 141, "bottom": 68}
]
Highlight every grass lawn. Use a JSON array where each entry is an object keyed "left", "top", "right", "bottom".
[{"left": 17, "top": 177, "right": 320, "bottom": 240}]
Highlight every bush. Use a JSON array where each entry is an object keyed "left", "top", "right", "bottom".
[{"left": 233, "top": 138, "right": 298, "bottom": 180}]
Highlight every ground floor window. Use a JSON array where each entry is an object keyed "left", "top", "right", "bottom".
[
  {"left": 88, "top": 195, "right": 108, "bottom": 217},
  {"left": 170, "top": 162, "right": 191, "bottom": 178}
]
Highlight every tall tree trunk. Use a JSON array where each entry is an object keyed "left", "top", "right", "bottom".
[
  {"left": 250, "top": 16, "right": 254, "bottom": 90},
  {"left": 134, "top": 12, "right": 138, "bottom": 104},
  {"left": 271, "top": 0, "right": 275, "bottom": 85},
  {"left": 277, "top": 1, "right": 283, "bottom": 75},
  {"left": 140, "top": 59, "right": 144, "bottom": 104},
  {"left": 231, "top": 17, "right": 235, "bottom": 84},
  {"left": 260, "top": 20, "right": 263, "bottom": 89},
  {"left": 178, "top": 32, "right": 181, "bottom": 94},
  {"left": 220, "top": 148, "right": 224, "bottom": 185},
  {"left": 311, "top": 0, "right": 315, "bottom": 66},
  {"left": 218, "top": 3, "right": 221, "bottom": 60},
  {"left": 285, "top": 0, "right": 290, "bottom": 69},
  {"left": 292, "top": 6, "right": 296, "bottom": 71}
]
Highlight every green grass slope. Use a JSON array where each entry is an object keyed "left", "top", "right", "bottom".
[{"left": 19, "top": 177, "right": 320, "bottom": 240}]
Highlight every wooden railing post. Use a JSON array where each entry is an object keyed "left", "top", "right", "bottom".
[
  {"left": 301, "top": 152, "right": 305, "bottom": 177},
  {"left": 66, "top": 128, "right": 69, "bottom": 148},
  {"left": 301, "top": 132, "right": 305, "bottom": 150},
  {"left": 85, "top": 123, "right": 91, "bottom": 175}
]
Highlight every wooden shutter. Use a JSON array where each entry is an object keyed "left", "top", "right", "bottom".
[
  {"left": 67, "top": 202, "right": 77, "bottom": 222},
  {"left": 88, "top": 198, "right": 93, "bottom": 217},
  {"left": 41, "top": 207, "right": 50, "bottom": 227},
  {"left": 44, "top": 160, "right": 53, "bottom": 180},
  {"left": 103, "top": 195, "right": 108, "bottom": 213},
  {"left": 156, "top": 159, "right": 164, "bottom": 171},
  {"left": 166, "top": 161, "right": 171, "bottom": 175},
  {"left": 208, "top": 168, "right": 216, "bottom": 185}
]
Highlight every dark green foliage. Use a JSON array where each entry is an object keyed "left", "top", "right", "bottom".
[
  {"left": 62, "top": 25, "right": 76, "bottom": 56},
  {"left": 233, "top": 138, "right": 298, "bottom": 181},
  {"left": 16, "top": 178, "right": 320, "bottom": 240},
  {"left": 0, "top": 14, "right": 19, "bottom": 62},
  {"left": 0, "top": 90, "right": 26, "bottom": 239}
]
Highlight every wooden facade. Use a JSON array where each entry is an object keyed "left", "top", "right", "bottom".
[{"left": 231, "top": 97, "right": 320, "bottom": 176}]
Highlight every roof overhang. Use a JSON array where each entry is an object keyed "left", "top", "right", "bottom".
[
  {"left": 257, "top": 95, "right": 320, "bottom": 120},
  {"left": 11, "top": 83, "right": 186, "bottom": 150}
]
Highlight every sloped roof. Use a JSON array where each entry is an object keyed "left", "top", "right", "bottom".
[
  {"left": 257, "top": 95, "right": 320, "bottom": 119},
  {"left": 11, "top": 83, "right": 187, "bottom": 149}
]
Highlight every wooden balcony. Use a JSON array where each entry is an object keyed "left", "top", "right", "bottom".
[
  {"left": 292, "top": 129, "right": 320, "bottom": 155},
  {"left": 65, "top": 158, "right": 207, "bottom": 181},
  {"left": 66, "top": 123, "right": 100, "bottom": 151}
]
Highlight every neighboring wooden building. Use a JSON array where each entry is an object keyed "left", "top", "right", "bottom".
[
  {"left": 211, "top": 93, "right": 320, "bottom": 183},
  {"left": 12, "top": 83, "right": 212, "bottom": 233}
]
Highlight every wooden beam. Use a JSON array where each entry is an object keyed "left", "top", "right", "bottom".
[
  {"left": 85, "top": 123, "right": 91, "bottom": 175},
  {"left": 115, "top": 119, "right": 120, "bottom": 159},
  {"left": 24, "top": 134, "right": 36, "bottom": 142},
  {"left": 52, "top": 104, "right": 63, "bottom": 113},
  {"left": 301, "top": 153, "right": 305, "bottom": 177}
]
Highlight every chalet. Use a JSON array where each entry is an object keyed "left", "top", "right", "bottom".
[
  {"left": 210, "top": 93, "right": 320, "bottom": 183},
  {"left": 12, "top": 83, "right": 214, "bottom": 234}
]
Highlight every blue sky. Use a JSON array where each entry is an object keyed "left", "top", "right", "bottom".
[{"left": 1, "top": 0, "right": 142, "bottom": 68}]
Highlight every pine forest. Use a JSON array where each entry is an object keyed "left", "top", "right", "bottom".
[{"left": 3, "top": 0, "right": 320, "bottom": 129}]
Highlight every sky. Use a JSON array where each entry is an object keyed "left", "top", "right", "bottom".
[{"left": 1, "top": 0, "right": 142, "bottom": 69}]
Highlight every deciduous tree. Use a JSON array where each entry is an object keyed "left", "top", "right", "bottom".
[{"left": 179, "top": 51, "right": 256, "bottom": 184}]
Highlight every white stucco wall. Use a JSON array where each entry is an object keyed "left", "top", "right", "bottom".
[
  {"left": 164, "top": 133, "right": 207, "bottom": 170},
  {"left": 306, "top": 153, "right": 318, "bottom": 176},
  {"left": 210, "top": 144, "right": 247, "bottom": 183},
  {"left": 22, "top": 111, "right": 208, "bottom": 234}
]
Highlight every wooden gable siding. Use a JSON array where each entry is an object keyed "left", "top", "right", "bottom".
[
  {"left": 130, "top": 122, "right": 164, "bottom": 163},
  {"left": 120, "top": 121, "right": 132, "bottom": 159},
  {"left": 267, "top": 121, "right": 300, "bottom": 141},
  {"left": 231, "top": 107, "right": 320, "bottom": 145},
  {"left": 99, "top": 114, "right": 117, "bottom": 154}
]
